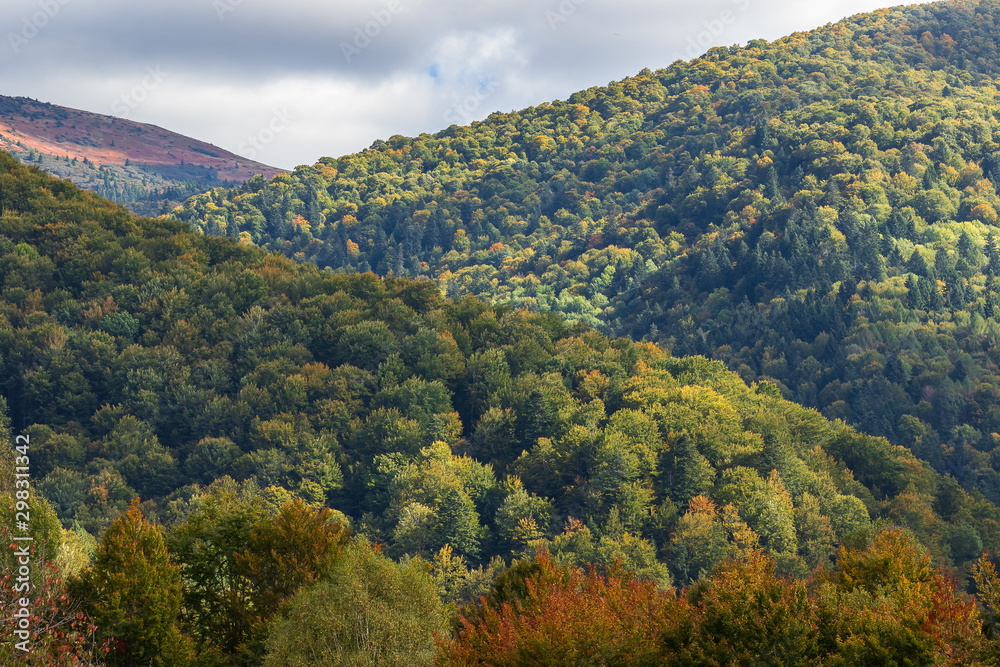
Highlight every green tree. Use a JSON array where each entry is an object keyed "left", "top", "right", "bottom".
[
  {"left": 167, "top": 478, "right": 276, "bottom": 657},
  {"left": 169, "top": 482, "right": 348, "bottom": 664},
  {"left": 436, "top": 487, "right": 483, "bottom": 560},
  {"left": 263, "top": 538, "right": 446, "bottom": 667},
  {"left": 70, "top": 499, "right": 192, "bottom": 666}
]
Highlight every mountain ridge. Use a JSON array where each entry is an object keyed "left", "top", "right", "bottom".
[
  {"left": 0, "top": 94, "right": 285, "bottom": 215},
  {"left": 3, "top": 144, "right": 995, "bottom": 666},
  {"left": 173, "top": 0, "right": 1000, "bottom": 507},
  {"left": 0, "top": 145, "right": 994, "bottom": 579}
]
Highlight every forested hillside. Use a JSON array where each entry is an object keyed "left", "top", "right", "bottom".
[
  {"left": 3, "top": 146, "right": 1000, "bottom": 662},
  {"left": 177, "top": 0, "right": 1000, "bottom": 508}
]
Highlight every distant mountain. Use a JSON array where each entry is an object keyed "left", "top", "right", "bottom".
[
  {"left": 0, "top": 95, "right": 284, "bottom": 216},
  {"left": 175, "top": 0, "right": 1000, "bottom": 505}
]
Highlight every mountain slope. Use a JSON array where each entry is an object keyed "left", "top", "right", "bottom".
[
  {"left": 1, "top": 148, "right": 996, "bottom": 585},
  {"left": 0, "top": 95, "right": 284, "bottom": 216},
  {"left": 174, "top": 0, "right": 1000, "bottom": 504}
]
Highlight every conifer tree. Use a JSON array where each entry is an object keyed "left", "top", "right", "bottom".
[
  {"left": 436, "top": 487, "right": 482, "bottom": 559},
  {"left": 71, "top": 499, "right": 191, "bottom": 667}
]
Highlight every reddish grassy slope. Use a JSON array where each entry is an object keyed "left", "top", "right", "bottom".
[{"left": 0, "top": 95, "right": 283, "bottom": 181}]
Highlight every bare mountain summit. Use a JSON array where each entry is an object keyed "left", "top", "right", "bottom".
[{"left": 0, "top": 95, "right": 284, "bottom": 216}]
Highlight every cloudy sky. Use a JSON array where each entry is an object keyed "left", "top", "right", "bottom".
[{"left": 2, "top": 0, "right": 933, "bottom": 170}]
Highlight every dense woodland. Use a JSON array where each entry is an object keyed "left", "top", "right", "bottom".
[
  {"left": 8, "top": 0, "right": 1000, "bottom": 663},
  {"left": 178, "top": 0, "right": 1000, "bottom": 511},
  {"left": 0, "top": 141, "right": 1000, "bottom": 664},
  {"left": 4, "top": 147, "right": 233, "bottom": 218},
  {"left": 0, "top": 136, "right": 998, "bottom": 662}
]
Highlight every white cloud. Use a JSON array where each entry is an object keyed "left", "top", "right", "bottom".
[{"left": 0, "top": 0, "right": 936, "bottom": 169}]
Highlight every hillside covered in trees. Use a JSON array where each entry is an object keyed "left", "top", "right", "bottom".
[
  {"left": 176, "top": 0, "right": 1000, "bottom": 510},
  {"left": 4, "top": 142, "right": 1000, "bottom": 663}
]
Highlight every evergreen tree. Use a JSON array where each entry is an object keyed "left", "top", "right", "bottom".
[
  {"left": 436, "top": 487, "right": 483, "bottom": 559},
  {"left": 71, "top": 499, "right": 191, "bottom": 667},
  {"left": 670, "top": 434, "right": 715, "bottom": 505}
]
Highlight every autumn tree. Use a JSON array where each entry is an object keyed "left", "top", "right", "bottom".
[
  {"left": 70, "top": 499, "right": 192, "bottom": 666},
  {"left": 440, "top": 550, "right": 680, "bottom": 665}
]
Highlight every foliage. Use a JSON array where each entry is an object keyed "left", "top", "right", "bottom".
[
  {"left": 441, "top": 528, "right": 982, "bottom": 665},
  {"left": 1, "top": 143, "right": 998, "bottom": 590},
  {"left": 813, "top": 528, "right": 981, "bottom": 665},
  {"left": 69, "top": 499, "right": 191, "bottom": 667},
  {"left": 167, "top": 480, "right": 348, "bottom": 663},
  {"left": 439, "top": 549, "right": 676, "bottom": 665},
  {"left": 174, "top": 0, "right": 1000, "bottom": 511},
  {"left": 9, "top": 7, "right": 1000, "bottom": 657},
  {"left": 0, "top": 559, "right": 109, "bottom": 665},
  {"left": 264, "top": 537, "right": 447, "bottom": 667}
]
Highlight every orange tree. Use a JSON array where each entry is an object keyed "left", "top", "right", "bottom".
[
  {"left": 439, "top": 528, "right": 983, "bottom": 665},
  {"left": 438, "top": 549, "right": 682, "bottom": 665}
]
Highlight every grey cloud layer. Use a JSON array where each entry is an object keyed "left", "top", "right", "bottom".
[{"left": 2, "top": 0, "right": 932, "bottom": 169}]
